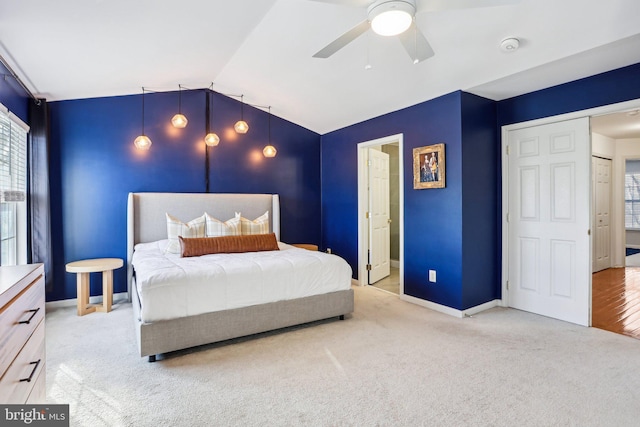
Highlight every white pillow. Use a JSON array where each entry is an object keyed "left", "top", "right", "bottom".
[
  {"left": 239, "top": 211, "right": 269, "bottom": 235},
  {"left": 205, "top": 212, "right": 241, "bottom": 237},
  {"left": 165, "top": 213, "right": 206, "bottom": 254}
]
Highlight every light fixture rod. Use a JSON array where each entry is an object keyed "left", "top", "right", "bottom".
[
  {"left": 205, "top": 90, "right": 211, "bottom": 193},
  {"left": 268, "top": 106, "right": 271, "bottom": 143},
  {"left": 211, "top": 91, "right": 271, "bottom": 110},
  {"left": 0, "top": 53, "right": 40, "bottom": 105},
  {"left": 248, "top": 103, "right": 271, "bottom": 110},
  {"left": 141, "top": 86, "right": 145, "bottom": 135}
]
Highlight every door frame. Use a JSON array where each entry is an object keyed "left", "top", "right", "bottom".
[
  {"left": 501, "top": 98, "right": 640, "bottom": 325},
  {"left": 357, "top": 133, "right": 404, "bottom": 294}
]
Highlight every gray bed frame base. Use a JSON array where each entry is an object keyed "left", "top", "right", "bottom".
[
  {"left": 133, "top": 283, "right": 354, "bottom": 362},
  {"left": 127, "top": 192, "right": 354, "bottom": 362}
]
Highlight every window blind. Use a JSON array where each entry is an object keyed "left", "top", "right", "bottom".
[
  {"left": 625, "top": 172, "right": 640, "bottom": 228},
  {"left": 0, "top": 105, "right": 28, "bottom": 202}
]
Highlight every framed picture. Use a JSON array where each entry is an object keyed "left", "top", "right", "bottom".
[{"left": 413, "top": 143, "right": 445, "bottom": 189}]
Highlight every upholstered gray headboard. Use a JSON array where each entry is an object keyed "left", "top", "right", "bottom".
[{"left": 126, "top": 192, "right": 280, "bottom": 299}]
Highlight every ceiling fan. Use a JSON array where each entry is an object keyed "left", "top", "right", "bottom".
[{"left": 312, "top": 0, "right": 520, "bottom": 64}]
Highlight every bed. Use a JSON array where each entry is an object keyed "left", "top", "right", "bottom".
[{"left": 127, "top": 192, "right": 354, "bottom": 362}]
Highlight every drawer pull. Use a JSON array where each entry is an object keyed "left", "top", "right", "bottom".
[
  {"left": 20, "top": 359, "right": 41, "bottom": 383},
  {"left": 18, "top": 308, "right": 40, "bottom": 325}
]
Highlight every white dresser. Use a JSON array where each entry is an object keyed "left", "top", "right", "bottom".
[{"left": 0, "top": 264, "right": 46, "bottom": 403}]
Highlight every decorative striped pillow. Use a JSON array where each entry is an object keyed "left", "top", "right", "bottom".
[
  {"left": 179, "top": 233, "right": 279, "bottom": 257},
  {"left": 205, "top": 212, "right": 241, "bottom": 237},
  {"left": 239, "top": 211, "right": 269, "bottom": 235},
  {"left": 165, "top": 213, "right": 206, "bottom": 254}
]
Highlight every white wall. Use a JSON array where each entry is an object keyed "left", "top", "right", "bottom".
[
  {"left": 592, "top": 132, "right": 615, "bottom": 158},
  {"left": 626, "top": 230, "right": 640, "bottom": 248}
]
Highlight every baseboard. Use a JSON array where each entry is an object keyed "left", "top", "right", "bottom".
[
  {"left": 400, "top": 294, "right": 501, "bottom": 318},
  {"left": 626, "top": 244, "right": 640, "bottom": 249},
  {"left": 355, "top": 279, "right": 501, "bottom": 316},
  {"left": 390, "top": 259, "right": 400, "bottom": 268},
  {"left": 462, "top": 299, "right": 502, "bottom": 317},
  {"left": 45, "top": 292, "right": 129, "bottom": 309}
]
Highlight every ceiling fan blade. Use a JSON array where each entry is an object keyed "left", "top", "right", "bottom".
[
  {"left": 417, "top": 0, "right": 520, "bottom": 12},
  {"left": 313, "top": 20, "right": 370, "bottom": 58},
  {"left": 306, "top": 0, "right": 371, "bottom": 7},
  {"left": 398, "top": 22, "right": 435, "bottom": 63}
]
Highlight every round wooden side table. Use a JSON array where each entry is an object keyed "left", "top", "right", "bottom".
[{"left": 66, "top": 258, "right": 123, "bottom": 316}]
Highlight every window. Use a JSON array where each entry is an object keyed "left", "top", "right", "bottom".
[{"left": 0, "top": 103, "right": 28, "bottom": 266}]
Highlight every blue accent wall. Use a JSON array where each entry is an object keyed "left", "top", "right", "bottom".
[
  {"left": 460, "top": 92, "right": 499, "bottom": 308},
  {"left": 495, "top": 62, "right": 640, "bottom": 294},
  {"left": 37, "top": 57, "right": 640, "bottom": 307},
  {"left": 48, "top": 90, "right": 321, "bottom": 301},
  {"left": 321, "top": 91, "right": 498, "bottom": 311},
  {"left": 498, "top": 62, "right": 640, "bottom": 126}
]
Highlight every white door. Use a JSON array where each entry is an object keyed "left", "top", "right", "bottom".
[
  {"left": 592, "top": 156, "right": 612, "bottom": 272},
  {"left": 507, "top": 117, "right": 591, "bottom": 326},
  {"left": 368, "top": 148, "right": 390, "bottom": 284}
]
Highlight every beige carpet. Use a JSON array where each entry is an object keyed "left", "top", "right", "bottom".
[{"left": 45, "top": 286, "right": 640, "bottom": 426}]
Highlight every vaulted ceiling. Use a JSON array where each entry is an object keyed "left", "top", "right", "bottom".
[{"left": 1, "top": 0, "right": 639, "bottom": 134}]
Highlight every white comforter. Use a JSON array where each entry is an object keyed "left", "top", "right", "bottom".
[{"left": 131, "top": 240, "right": 352, "bottom": 323}]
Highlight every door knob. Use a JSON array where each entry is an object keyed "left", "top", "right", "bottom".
[{"left": 387, "top": 219, "right": 392, "bottom": 224}]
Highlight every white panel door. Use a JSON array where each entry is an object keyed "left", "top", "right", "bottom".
[
  {"left": 368, "top": 148, "right": 390, "bottom": 284},
  {"left": 507, "top": 117, "right": 591, "bottom": 326},
  {"left": 592, "top": 157, "right": 612, "bottom": 272}
]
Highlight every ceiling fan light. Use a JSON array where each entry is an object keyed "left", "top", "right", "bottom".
[
  {"left": 368, "top": 1, "right": 415, "bottom": 36},
  {"left": 134, "top": 135, "right": 152, "bottom": 150},
  {"left": 204, "top": 132, "right": 220, "bottom": 146},
  {"left": 171, "top": 113, "right": 188, "bottom": 128},
  {"left": 234, "top": 120, "right": 249, "bottom": 134}
]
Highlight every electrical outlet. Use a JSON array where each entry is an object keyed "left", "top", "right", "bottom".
[{"left": 429, "top": 270, "right": 436, "bottom": 283}]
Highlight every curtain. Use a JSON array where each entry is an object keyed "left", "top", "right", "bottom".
[{"left": 27, "top": 99, "right": 53, "bottom": 291}]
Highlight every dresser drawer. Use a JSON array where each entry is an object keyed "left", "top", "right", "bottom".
[
  {"left": 0, "top": 320, "right": 45, "bottom": 403},
  {"left": 25, "top": 362, "right": 46, "bottom": 404},
  {"left": 0, "top": 274, "right": 45, "bottom": 376}
]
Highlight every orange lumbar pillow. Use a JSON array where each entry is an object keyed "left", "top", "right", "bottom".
[{"left": 178, "top": 233, "right": 279, "bottom": 257}]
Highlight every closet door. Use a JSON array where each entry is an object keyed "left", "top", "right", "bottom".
[{"left": 592, "top": 156, "right": 611, "bottom": 273}]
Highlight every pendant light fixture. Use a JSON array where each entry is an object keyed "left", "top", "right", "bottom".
[
  {"left": 204, "top": 89, "right": 220, "bottom": 146},
  {"left": 171, "top": 84, "right": 188, "bottom": 128},
  {"left": 134, "top": 87, "right": 152, "bottom": 150},
  {"left": 234, "top": 94, "right": 249, "bottom": 134},
  {"left": 204, "top": 132, "right": 220, "bottom": 146},
  {"left": 263, "top": 106, "right": 277, "bottom": 158}
]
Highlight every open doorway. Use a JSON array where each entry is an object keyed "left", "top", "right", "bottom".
[
  {"left": 502, "top": 99, "right": 640, "bottom": 329},
  {"left": 591, "top": 107, "right": 640, "bottom": 340},
  {"left": 357, "top": 134, "right": 404, "bottom": 295}
]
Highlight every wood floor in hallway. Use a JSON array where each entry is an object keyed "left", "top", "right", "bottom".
[
  {"left": 371, "top": 267, "right": 399, "bottom": 294},
  {"left": 592, "top": 267, "right": 640, "bottom": 340}
]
